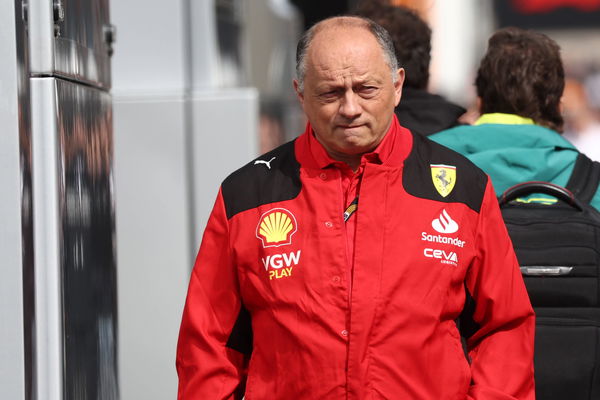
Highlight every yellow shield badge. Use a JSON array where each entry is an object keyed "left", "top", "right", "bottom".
[{"left": 430, "top": 164, "right": 456, "bottom": 197}]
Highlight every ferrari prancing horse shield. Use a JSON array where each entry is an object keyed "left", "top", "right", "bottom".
[{"left": 431, "top": 164, "right": 456, "bottom": 197}]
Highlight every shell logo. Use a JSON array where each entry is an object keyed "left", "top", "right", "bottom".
[{"left": 256, "top": 208, "right": 297, "bottom": 248}]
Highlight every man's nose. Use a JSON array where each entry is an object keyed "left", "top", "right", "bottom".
[{"left": 339, "top": 91, "right": 361, "bottom": 119}]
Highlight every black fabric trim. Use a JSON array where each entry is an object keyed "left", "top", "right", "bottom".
[
  {"left": 457, "top": 285, "right": 479, "bottom": 361},
  {"left": 458, "top": 286, "right": 480, "bottom": 340},
  {"left": 222, "top": 140, "right": 302, "bottom": 220},
  {"left": 226, "top": 304, "right": 253, "bottom": 355},
  {"left": 403, "top": 133, "right": 488, "bottom": 212},
  {"left": 565, "top": 152, "right": 600, "bottom": 204}
]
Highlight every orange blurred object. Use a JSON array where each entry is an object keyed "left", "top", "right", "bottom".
[{"left": 512, "top": 0, "right": 600, "bottom": 13}]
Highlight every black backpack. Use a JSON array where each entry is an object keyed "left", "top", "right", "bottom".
[{"left": 498, "top": 153, "right": 600, "bottom": 400}]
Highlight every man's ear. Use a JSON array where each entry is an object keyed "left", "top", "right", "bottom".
[
  {"left": 559, "top": 98, "right": 564, "bottom": 116},
  {"left": 293, "top": 80, "right": 305, "bottom": 107},
  {"left": 393, "top": 68, "right": 405, "bottom": 106}
]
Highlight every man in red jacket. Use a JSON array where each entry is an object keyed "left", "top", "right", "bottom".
[{"left": 176, "top": 16, "right": 535, "bottom": 399}]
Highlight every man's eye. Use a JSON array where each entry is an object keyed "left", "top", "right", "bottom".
[
  {"left": 319, "top": 90, "right": 339, "bottom": 99},
  {"left": 358, "top": 86, "right": 377, "bottom": 95}
]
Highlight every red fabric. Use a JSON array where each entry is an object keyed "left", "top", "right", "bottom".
[
  {"left": 176, "top": 116, "right": 535, "bottom": 399},
  {"left": 306, "top": 122, "right": 398, "bottom": 293}
]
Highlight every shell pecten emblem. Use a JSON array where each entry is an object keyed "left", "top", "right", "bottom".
[{"left": 256, "top": 208, "right": 298, "bottom": 248}]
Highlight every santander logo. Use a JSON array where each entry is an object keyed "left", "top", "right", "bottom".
[{"left": 432, "top": 209, "right": 459, "bottom": 234}]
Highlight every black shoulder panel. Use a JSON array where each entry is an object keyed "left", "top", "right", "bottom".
[
  {"left": 222, "top": 140, "right": 302, "bottom": 219},
  {"left": 403, "top": 132, "right": 488, "bottom": 213}
]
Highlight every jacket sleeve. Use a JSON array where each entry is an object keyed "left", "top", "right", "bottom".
[
  {"left": 176, "top": 188, "right": 248, "bottom": 399},
  {"left": 465, "top": 179, "right": 536, "bottom": 400}
]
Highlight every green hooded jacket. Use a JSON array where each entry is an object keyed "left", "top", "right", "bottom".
[{"left": 429, "top": 113, "right": 600, "bottom": 210}]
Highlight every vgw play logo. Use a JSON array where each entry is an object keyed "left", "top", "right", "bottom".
[{"left": 261, "top": 250, "right": 301, "bottom": 280}]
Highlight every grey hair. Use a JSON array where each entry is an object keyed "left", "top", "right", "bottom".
[{"left": 295, "top": 16, "right": 399, "bottom": 93}]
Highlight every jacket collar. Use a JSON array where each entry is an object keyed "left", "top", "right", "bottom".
[{"left": 475, "top": 113, "right": 535, "bottom": 126}]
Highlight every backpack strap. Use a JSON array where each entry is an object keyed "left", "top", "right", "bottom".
[{"left": 565, "top": 152, "right": 600, "bottom": 204}]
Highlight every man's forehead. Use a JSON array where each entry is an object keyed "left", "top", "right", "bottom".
[
  {"left": 306, "top": 26, "right": 388, "bottom": 80},
  {"left": 309, "top": 64, "right": 377, "bottom": 85},
  {"left": 311, "top": 24, "right": 376, "bottom": 49},
  {"left": 309, "top": 27, "right": 383, "bottom": 61}
]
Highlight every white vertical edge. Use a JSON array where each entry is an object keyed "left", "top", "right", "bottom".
[
  {"left": 429, "top": 0, "right": 480, "bottom": 105},
  {"left": 0, "top": 0, "right": 25, "bottom": 398},
  {"left": 28, "top": 0, "right": 55, "bottom": 74},
  {"left": 30, "top": 77, "right": 63, "bottom": 400}
]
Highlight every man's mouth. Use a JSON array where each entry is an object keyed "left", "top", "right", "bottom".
[{"left": 338, "top": 123, "right": 364, "bottom": 129}]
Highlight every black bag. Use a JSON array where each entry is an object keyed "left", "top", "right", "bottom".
[{"left": 498, "top": 153, "right": 600, "bottom": 400}]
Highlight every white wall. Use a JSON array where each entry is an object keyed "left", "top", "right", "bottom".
[
  {"left": 112, "top": 95, "right": 190, "bottom": 399},
  {"left": 111, "top": 1, "right": 191, "bottom": 398},
  {"left": 111, "top": 0, "right": 257, "bottom": 398}
]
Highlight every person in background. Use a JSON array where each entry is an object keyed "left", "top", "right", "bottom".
[
  {"left": 176, "top": 16, "right": 534, "bottom": 399},
  {"left": 430, "top": 27, "right": 600, "bottom": 210},
  {"left": 354, "top": 0, "right": 466, "bottom": 136},
  {"left": 562, "top": 77, "right": 600, "bottom": 162}
]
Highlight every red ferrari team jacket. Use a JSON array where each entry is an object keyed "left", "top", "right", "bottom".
[{"left": 177, "top": 117, "right": 535, "bottom": 399}]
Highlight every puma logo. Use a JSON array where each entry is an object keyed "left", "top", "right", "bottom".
[{"left": 254, "top": 157, "right": 276, "bottom": 169}]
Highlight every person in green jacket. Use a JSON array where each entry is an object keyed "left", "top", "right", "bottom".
[{"left": 429, "top": 27, "right": 600, "bottom": 210}]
